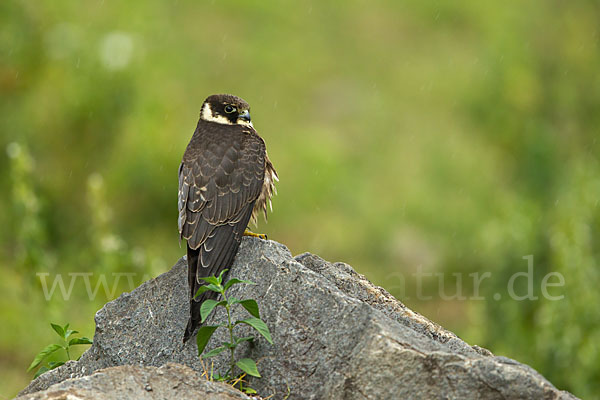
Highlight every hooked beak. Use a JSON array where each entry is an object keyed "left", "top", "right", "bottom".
[{"left": 238, "top": 110, "right": 251, "bottom": 123}]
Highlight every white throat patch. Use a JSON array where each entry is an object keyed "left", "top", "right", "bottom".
[
  {"left": 201, "top": 103, "right": 254, "bottom": 128},
  {"left": 238, "top": 119, "right": 254, "bottom": 128}
]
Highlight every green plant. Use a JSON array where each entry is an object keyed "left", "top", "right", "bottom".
[
  {"left": 27, "top": 323, "right": 93, "bottom": 379},
  {"left": 196, "top": 269, "right": 273, "bottom": 394}
]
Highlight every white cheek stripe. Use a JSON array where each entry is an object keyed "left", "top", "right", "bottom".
[
  {"left": 201, "top": 103, "right": 233, "bottom": 125},
  {"left": 201, "top": 103, "right": 254, "bottom": 128}
]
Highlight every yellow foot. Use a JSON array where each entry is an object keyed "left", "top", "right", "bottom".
[{"left": 243, "top": 229, "right": 267, "bottom": 240}]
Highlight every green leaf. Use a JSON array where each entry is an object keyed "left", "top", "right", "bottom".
[
  {"left": 194, "top": 284, "right": 223, "bottom": 299},
  {"left": 62, "top": 323, "right": 71, "bottom": 339},
  {"left": 47, "top": 361, "right": 65, "bottom": 369},
  {"left": 69, "top": 337, "right": 93, "bottom": 346},
  {"left": 202, "top": 346, "right": 227, "bottom": 358},
  {"left": 193, "top": 286, "right": 210, "bottom": 299},
  {"left": 236, "top": 358, "right": 261, "bottom": 377},
  {"left": 34, "top": 366, "right": 49, "bottom": 379},
  {"left": 200, "top": 299, "right": 225, "bottom": 322},
  {"left": 198, "top": 276, "right": 220, "bottom": 286},
  {"left": 50, "top": 323, "right": 64, "bottom": 338},
  {"left": 235, "top": 336, "right": 255, "bottom": 345},
  {"left": 223, "top": 278, "right": 255, "bottom": 291},
  {"left": 27, "top": 343, "right": 62, "bottom": 371},
  {"left": 203, "top": 283, "right": 224, "bottom": 293},
  {"left": 64, "top": 329, "right": 78, "bottom": 340},
  {"left": 196, "top": 325, "right": 219, "bottom": 356},
  {"left": 243, "top": 387, "right": 257, "bottom": 394},
  {"left": 236, "top": 318, "right": 273, "bottom": 344},
  {"left": 238, "top": 299, "right": 260, "bottom": 318},
  {"left": 207, "top": 283, "right": 224, "bottom": 293},
  {"left": 217, "top": 268, "right": 229, "bottom": 283}
]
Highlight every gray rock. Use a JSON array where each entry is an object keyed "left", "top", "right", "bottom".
[
  {"left": 17, "top": 363, "right": 250, "bottom": 400},
  {"left": 19, "top": 238, "right": 577, "bottom": 399}
]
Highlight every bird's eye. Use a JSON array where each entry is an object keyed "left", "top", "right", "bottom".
[{"left": 224, "top": 105, "right": 236, "bottom": 113}]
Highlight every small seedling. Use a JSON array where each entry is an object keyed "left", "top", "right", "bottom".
[
  {"left": 27, "top": 322, "right": 93, "bottom": 379},
  {"left": 196, "top": 269, "right": 272, "bottom": 393}
]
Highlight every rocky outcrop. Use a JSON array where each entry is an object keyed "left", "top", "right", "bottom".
[
  {"left": 18, "top": 238, "right": 577, "bottom": 399},
  {"left": 17, "top": 363, "right": 250, "bottom": 400}
]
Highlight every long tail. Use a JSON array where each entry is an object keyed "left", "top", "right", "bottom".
[
  {"left": 183, "top": 246, "right": 218, "bottom": 343},
  {"left": 182, "top": 205, "right": 255, "bottom": 343}
]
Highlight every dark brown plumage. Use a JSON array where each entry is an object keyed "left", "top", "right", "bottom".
[{"left": 178, "top": 94, "right": 277, "bottom": 342}]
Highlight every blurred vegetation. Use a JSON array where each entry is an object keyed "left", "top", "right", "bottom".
[{"left": 1, "top": 0, "right": 598, "bottom": 398}]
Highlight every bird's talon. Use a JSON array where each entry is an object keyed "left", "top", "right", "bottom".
[{"left": 244, "top": 229, "right": 267, "bottom": 240}]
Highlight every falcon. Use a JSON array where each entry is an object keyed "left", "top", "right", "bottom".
[{"left": 178, "top": 94, "right": 277, "bottom": 343}]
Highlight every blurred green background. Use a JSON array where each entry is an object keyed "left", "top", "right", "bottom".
[{"left": 1, "top": 0, "right": 599, "bottom": 398}]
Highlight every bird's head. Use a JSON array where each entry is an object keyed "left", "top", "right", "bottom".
[{"left": 200, "top": 94, "right": 252, "bottom": 127}]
